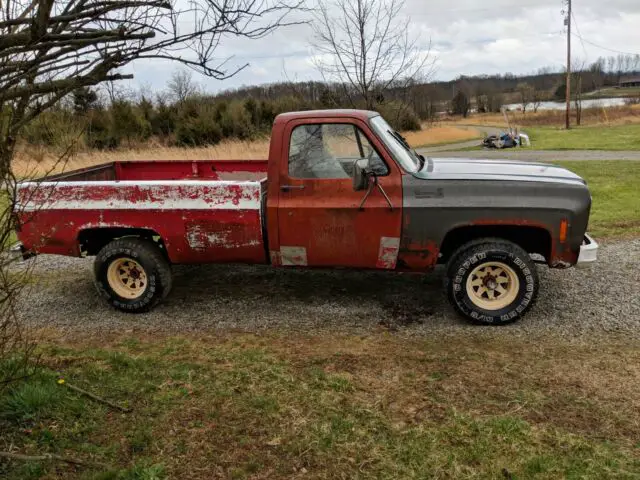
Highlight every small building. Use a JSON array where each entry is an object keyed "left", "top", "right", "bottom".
[{"left": 619, "top": 76, "right": 640, "bottom": 88}]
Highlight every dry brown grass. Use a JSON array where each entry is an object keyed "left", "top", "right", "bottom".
[
  {"left": 402, "top": 124, "right": 481, "bottom": 147},
  {"left": 13, "top": 137, "right": 272, "bottom": 178},
  {"left": 12, "top": 124, "right": 481, "bottom": 178}
]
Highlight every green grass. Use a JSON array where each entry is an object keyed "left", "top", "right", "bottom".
[
  {"left": 554, "top": 160, "right": 640, "bottom": 237},
  {"left": 1, "top": 334, "right": 640, "bottom": 479},
  {"left": 584, "top": 87, "right": 640, "bottom": 98},
  {"left": 525, "top": 124, "right": 640, "bottom": 150}
]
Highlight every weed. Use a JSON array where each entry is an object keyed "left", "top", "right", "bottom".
[{"left": 0, "top": 377, "right": 60, "bottom": 422}]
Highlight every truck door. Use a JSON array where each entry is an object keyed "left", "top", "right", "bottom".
[{"left": 275, "top": 119, "right": 403, "bottom": 269}]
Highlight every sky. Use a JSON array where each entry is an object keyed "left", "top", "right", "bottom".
[{"left": 124, "top": 0, "right": 640, "bottom": 94}]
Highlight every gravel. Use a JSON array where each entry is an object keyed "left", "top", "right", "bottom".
[{"left": 14, "top": 238, "right": 640, "bottom": 342}]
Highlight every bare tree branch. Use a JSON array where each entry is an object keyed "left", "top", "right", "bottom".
[
  {"left": 312, "top": 0, "right": 434, "bottom": 109},
  {"left": 0, "top": 0, "right": 307, "bottom": 388}
]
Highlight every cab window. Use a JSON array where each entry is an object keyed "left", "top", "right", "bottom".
[{"left": 288, "top": 123, "right": 388, "bottom": 179}]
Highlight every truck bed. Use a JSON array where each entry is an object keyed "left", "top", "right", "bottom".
[
  {"left": 16, "top": 160, "right": 269, "bottom": 264},
  {"left": 43, "top": 159, "right": 268, "bottom": 182}
]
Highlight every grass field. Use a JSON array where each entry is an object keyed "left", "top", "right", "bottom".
[
  {"left": 526, "top": 124, "right": 640, "bottom": 150},
  {"left": 1, "top": 332, "right": 639, "bottom": 479},
  {"left": 554, "top": 161, "right": 640, "bottom": 237},
  {"left": 585, "top": 87, "right": 640, "bottom": 98}
]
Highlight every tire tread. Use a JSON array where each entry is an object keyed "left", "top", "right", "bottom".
[
  {"left": 446, "top": 238, "right": 539, "bottom": 325},
  {"left": 94, "top": 237, "right": 172, "bottom": 312}
]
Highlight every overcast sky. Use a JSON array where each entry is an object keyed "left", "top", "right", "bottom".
[{"left": 125, "top": 0, "right": 640, "bottom": 94}]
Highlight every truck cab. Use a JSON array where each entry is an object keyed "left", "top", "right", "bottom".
[{"left": 265, "top": 110, "right": 405, "bottom": 269}]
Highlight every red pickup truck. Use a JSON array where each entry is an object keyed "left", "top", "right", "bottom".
[{"left": 15, "top": 109, "right": 598, "bottom": 325}]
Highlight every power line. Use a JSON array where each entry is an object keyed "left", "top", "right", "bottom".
[
  {"left": 570, "top": 33, "right": 640, "bottom": 57},
  {"left": 571, "top": 11, "right": 589, "bottom": 61}
]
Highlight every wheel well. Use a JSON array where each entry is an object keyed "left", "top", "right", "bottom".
[
  {"left": 78, "top": 228, "right": 166, "bottom": 257},
  {"left": 439, "top": 225, "right": 552, "bottom": 263}
]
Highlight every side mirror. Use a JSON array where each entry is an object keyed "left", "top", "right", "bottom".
[{"left": 353, "top": 159, "right": 370, "bottom": 191}]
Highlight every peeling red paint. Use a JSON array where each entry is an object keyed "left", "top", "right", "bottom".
[
  {"left": 376, "top": 237, "right": 400, "bottom": 269},
  {"left": 15, "top": 160, "right": 267, "bottom": 264},
  {"left": 19, "top": 181, "right": 261, "bottom": 210}
]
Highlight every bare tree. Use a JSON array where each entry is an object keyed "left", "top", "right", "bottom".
[
  {"left": 516, "top": 82, "right": 535, "bottom": 114},
  {"left": 531, "top": 89, "right": 543, "bottom": 113},
  {"left": 168, "top": 69, "right": 198, "bottom": 104},
  {"left": 571, "top": 59, "right": 586, "bottom": 126},
  {"left": 312, "top": 0, "right": 434, "bottom": 110},
  {"left": 0, "top": 0, "right": 304, "bottom": 386}
]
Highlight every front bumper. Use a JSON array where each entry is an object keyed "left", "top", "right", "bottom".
[{"left": 576, "top": 234, "right": 598, "bottom": 267}]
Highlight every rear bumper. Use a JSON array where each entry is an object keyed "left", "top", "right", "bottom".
[
  {"left": 576, "top": 234, "right": 598, "bottom": 267},
  {"left": 10, "top": 241, "right": 36, "bottom": 261}
]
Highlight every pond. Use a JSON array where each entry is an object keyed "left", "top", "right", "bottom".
[{"left": 503, "top": 97, "right": 629, "bottom": 111}]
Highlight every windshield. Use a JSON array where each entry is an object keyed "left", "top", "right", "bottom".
[{"left": 369, "top": 115, "right": 421, "bottom": 173}]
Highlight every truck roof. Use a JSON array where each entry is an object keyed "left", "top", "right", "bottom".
[{"left": 274, "top": 109, "right": 380, "bottom": 123}]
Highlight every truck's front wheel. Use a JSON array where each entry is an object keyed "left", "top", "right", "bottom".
[
  {"left": 94, "top": 238, "right": 172, "bottom": 313},
  {"left": 446, "top": 239, "right": 539, "bottom": 325}
]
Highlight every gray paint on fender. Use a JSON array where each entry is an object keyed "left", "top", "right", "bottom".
[{"left": 400, "top": 158, "right": 592, "bottom": 267}]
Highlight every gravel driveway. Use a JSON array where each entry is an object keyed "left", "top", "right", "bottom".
[{"left": 15, "top": 238, "right": 640, "bottom": 341}]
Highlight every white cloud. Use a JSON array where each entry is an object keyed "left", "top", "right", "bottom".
[{"left": 123, "top": 0, "right": 640, "bottom": 93}]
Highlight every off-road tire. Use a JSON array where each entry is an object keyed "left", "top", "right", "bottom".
[
  {"left": 446, "top": 238, "right": 539, "bottom": 325},
  {"left": 94, "top": 238, "right": 172, "bottom": 313}
]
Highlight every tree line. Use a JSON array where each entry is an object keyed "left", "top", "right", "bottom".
[
  {"left": 23, "top": 73, "right": 426, "bottom": 151},
  {"left": 25, "top": 52, "right": 640, "bottom": 152}
]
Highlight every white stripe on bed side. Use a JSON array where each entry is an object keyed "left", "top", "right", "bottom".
[{"left": 16, "top": 181, "right": 262, "bottom": 211}]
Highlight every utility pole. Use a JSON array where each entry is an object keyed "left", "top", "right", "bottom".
[{"left": 565, "top": 0, "right": 572, "bottom": 130}]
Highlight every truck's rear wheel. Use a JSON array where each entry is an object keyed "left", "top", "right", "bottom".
[
  {"left": 94, "top": 238, "right": 172, "bottom": 313},
  {"left": 446, "top": 239, "right": 539, "bottom": 325}
]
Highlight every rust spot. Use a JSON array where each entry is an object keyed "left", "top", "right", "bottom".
[
  {"left": 397, "top": 240, "right": 439, "bottom": 271},
  {"left": 471, "top": 218, "right": 551, "bottom": 229}
]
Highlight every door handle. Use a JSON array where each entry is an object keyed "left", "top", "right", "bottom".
[{"left": 281, "top": 185, "right": 305, "bottom": 192}]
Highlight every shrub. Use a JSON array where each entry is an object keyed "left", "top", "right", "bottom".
[
  {"left": 218, "top": 101, "right": 253, "bottom": 139},
  {"left": 259, "top": 100, "right": 276, "bottom": 126},
  {"left": 110, "top": 100, "right": 152, "bottom": 146},
  {"left": 554, "top": 84, "right": 567, "bottom": 101},
  {"left": 451, "top": 90, "right": 471, "bottom": 117},
  {"left": 86, "top": 107, "right": 118, "bottom": 149},
  {"left": 152, "top": 101, "right": 177, "bottom": 136},
  {"left": 23, "top": 109, "right": 80, "bottom": 147},
  {"left": 376, "top": 101, "right": 421, "bottom": 131},
  {"left": 175, "top": 102, "right": 223, "bottom": 146}
]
